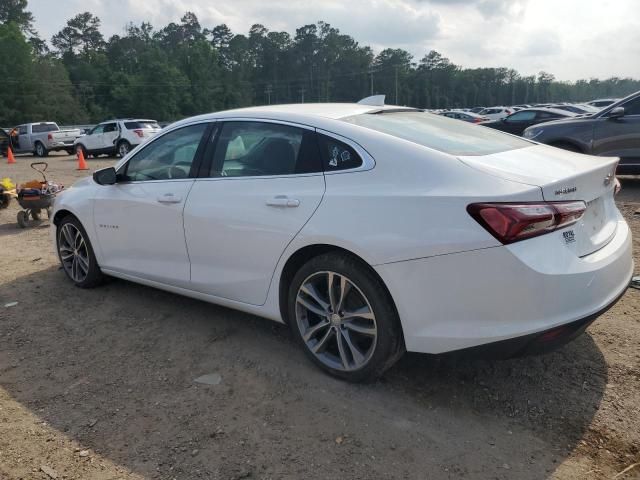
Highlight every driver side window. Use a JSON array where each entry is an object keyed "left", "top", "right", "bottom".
[
  {"left": 91, "top": 124, "right": 105, "bottom": 135},
  {"left": 122, "top": 123, "right": 207, "bottom": 181}
]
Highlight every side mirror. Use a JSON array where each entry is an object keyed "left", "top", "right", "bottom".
[
  {"left": 93, "top": 167, "right": 117, "bottom": 185},
  {"left": 608, "top": 106, "right": 625, "bottom": 119}
]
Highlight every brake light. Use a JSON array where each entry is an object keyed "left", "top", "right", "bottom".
[
  {"left": 473, "top": 118, "right": 482, "bottom": 123},
  {"left": 133, "top": 129, "right": 144, "bottom": 138},
  {"left": 467, "top": 201, "right": 586, "bottom": 244},
  {"left": 47, "top": 133, "right": 53, "bottom": 140}
]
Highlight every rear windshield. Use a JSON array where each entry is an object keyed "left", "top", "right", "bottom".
[
  {"left": 341, "top": 111, "right": 532, "bottom": 156},
  {"left": 125, "top": 121, "right": 160, "bottom": 130},
  {"left": 32, "top": 123, "right": 58, "bottom": 133}
]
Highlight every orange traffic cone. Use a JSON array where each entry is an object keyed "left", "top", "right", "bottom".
[
  {"left": 77, "top": 148, "right": 88, "bottom": 170},
  {"left": 7, "top": 147, "right": 15, "bottom": 164}
]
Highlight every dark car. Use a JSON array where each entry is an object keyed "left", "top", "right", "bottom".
[
  {"left": 0, "top": 128, "right": 9, "bottom": 156},
  {"left": 523, "top": 91, "right": 640, "bottom": 174},
  {"left": 481, "top": 108, "right": 575, "bottom": 136}
]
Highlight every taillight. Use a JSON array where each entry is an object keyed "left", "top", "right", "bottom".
[
  {"left": 473, "top": 118, "right": 482, "bottom": 123},
  {"left": 467, "top": 201, "right": 586, "bottom": 244},
  {"left": 133, "top": 129, "right": 144, "bottom": 138},
  {"left": 47, "top": 133, "right": 53, "bottom": 140}
]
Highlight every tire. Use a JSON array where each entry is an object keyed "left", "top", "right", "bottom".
[
  {"left": 288, "top": 252, "right": 404, "bottom": 382},
  {"left": 0, "top": 193, "right": 10, "bottom": 209},
  {"left": 56, "top": 215, "right": 105, "bottom": 288},
  {"left": 117, "top": 140, "right": 131, "bottom": 158},
  {"left": 34, "top": 142, "right": 48, "bottom": 157},
  {"left": 17, "top": 211, "right": 28, "bottom": 228},
  {"left": 75, "top": 144, "right": 87, "bottom": 158},
  {"left": 31, "top": 209, "right": 41, "bottom": 220},
  {"left": 66, "top": 149, "right": 74, "bottom": 155}
]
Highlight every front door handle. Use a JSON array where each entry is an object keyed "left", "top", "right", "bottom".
[
  {"left": 157, "top": 193, "right": 182, "bottom": 204},
  {"left": 266, "top": 195, "right": 300, "bottom": 208}
]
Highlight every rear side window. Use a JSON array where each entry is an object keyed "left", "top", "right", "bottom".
[
  {"left": 103, "top": 123, "right": 118, "bottom": 133},
  {"left": 125, "top": 121, "right": 160, "bottom": 129},
  {"left": 317, "top": 134, "right": 363, "bottom": 171},
  {"left": 210, "top": 122, "right": 322, "bottom": 177},
  {"left": 341, "top": 111, "right": 532, "bottom": 156},
  {"left": 32, "top": 123, "right": 58, "bottom": 133}
]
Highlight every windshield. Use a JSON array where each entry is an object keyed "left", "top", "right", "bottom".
[{"left": 341, "top": 111, "right": 533, "bottom": 156}]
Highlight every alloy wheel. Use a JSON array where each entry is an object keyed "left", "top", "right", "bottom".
[
  {"left": 58, "top": 223, "right": 90, "bottom": 283},
  {"left": 295, "top": 271, "right": 377, "bottom": 371}
]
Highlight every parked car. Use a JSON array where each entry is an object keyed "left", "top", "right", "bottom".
[
  {"left": 468, "top": 107, "right": 485, "bottom": 114},
  {"left": 587, "top": 98, "right": 619, "bottom": 109},
  {"left": 482, "top": 108, "right": 575, "bottom": 136},
  {"left": 9, "top": 122, "right": 82, "bottom": 157},
  {"left": 524, "top": 90, "right": 640, "bottom": 174},
  {"left": 549, "top": 104, "right": 599, "bottom": 115},
  {"left": 477, "top": 107, "right": 513, "bottom": 121},
  {"left": 439, "top": 110, "right": 489, "bottom": 123},
  {"left": 51, "top": 100, "right": 632, "bottom": 381},
  {"left": 0, "top": 127, "right": 9, "bottom": 156},
  {"left": 74, "top": 119, "right": 161, "bottom": 158}
]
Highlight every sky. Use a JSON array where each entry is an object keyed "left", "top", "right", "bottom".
[{"left": 28, "top": 0, "right": 640, "bottom": 81}]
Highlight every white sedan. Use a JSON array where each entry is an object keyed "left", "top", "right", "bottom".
[{"left": 51, "top": 98, "right": 633, "bottom": 382}]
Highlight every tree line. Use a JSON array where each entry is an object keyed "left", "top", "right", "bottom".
[{"left": 1, "top": 0, "right": 639, "bottom": 126}]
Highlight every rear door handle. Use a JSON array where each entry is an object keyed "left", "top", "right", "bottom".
[
  {"left": 266, "top": 195, "right": 300, "bottom": 208},
  {"left": 157, "top": 193, "right": 182, "bottom": 204}
]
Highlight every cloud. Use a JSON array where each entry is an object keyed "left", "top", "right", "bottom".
[{"left": 27, "top": 0, "right": 640, "bottom": 81}]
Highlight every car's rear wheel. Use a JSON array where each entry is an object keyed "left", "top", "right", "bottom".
[
  {"left": 56, "top": 216, "right": 104, "bottom": 288},
  {"left": 117, "top": 140, "right": 131, "bottom": 157},
  {"left": 288, "top": 252, "right": 404, "bottom": 382}
]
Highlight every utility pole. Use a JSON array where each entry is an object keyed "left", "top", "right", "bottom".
[
  {"left": 264, "top": 84, "right": 272, "bottom": 105},
  {"left": 369, "top": 69, "right": 374, "bottom": 95},
  {"left": 394, "top": 66, "right": 399, "bottom": 104},
  {"left": 298, "top": 87, "right": 306, "bottom": 103}
]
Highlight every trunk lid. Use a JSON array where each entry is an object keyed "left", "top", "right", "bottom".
[{"left": 459, "top": 144, "right": 619, "bottom": 257}]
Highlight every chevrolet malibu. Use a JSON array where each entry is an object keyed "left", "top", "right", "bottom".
[{"left": 51, "top": 98, "right": 633, "bottom": 382}]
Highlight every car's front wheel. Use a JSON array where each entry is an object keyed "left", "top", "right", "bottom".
[
  {"left": 56, "top": 216, "right": 104, "bottom": 288},
  {"left": 288, "top": 252, "right": 404, "bottom": 382},
  {"left": 34, "top": 142, "right": 48, "bottom": 157}
]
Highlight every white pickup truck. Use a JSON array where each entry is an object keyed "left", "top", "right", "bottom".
[{"left": 9, "top": 122, "right": 82, "bottom": 157}]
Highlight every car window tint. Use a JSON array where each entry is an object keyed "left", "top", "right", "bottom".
[
  {"left": 318, "top": 134, "right": 363, "bottom": 171},
  {"left": 18, "top": 126, "right": 27, "bottom": 135},
  {"left": 32, "top": 124, "right": 57, "bottom": 133},
  {"left": 623, "top": 97, "right": 640, "bottom": 116},
  {"left": 103, "top": 123, "right": 117, "bottom": 133},
  {"left": 537, "top": 111, "right": 560, "bottom": 119},
  {"left": 210, "top": 122, "right": 321, "bottom": 177},
  {"left": 507, "top": 111, "right": 536, "bottom": 122},
  {"left": 125, "top": 121, "right": 160, "bottom": 129},
  {"left": 123, "top": 123, "right": 207, "bottom": 181},
  {"left": 342, "top": 111, "right": 532, "bottom": 156}
]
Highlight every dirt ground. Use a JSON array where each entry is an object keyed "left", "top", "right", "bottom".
[{"left": 0, "top": 152, "right": 639, "bottom": 480}]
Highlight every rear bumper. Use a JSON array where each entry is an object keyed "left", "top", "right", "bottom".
[
  {"left": 375, "top": 215, "right": 633, "bottom": 354},
  {"left": 448, "top": 286, "right": 627, "bottom": 358}
]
